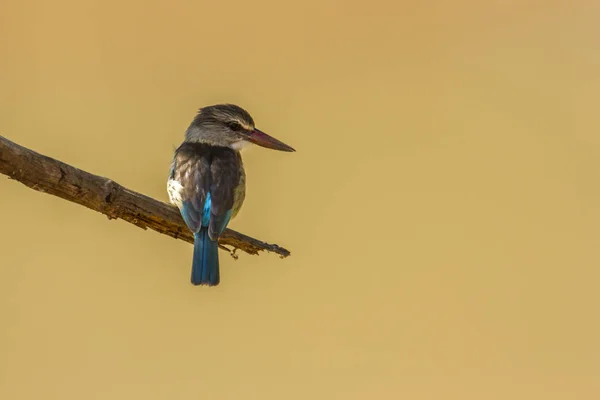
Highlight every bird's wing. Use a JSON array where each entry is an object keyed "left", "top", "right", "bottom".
[
  {"left": 170, "top": 144, "right": 241, "bottom": 238},
  {"left": 170, "top": 143, "right": 211, "bottom": 233},
  {"left": 207, "top": 147, "right": 241, "bottom": 240}
]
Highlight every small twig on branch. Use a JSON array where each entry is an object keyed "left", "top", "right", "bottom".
[{"left": 0, "top": 135, "right": 291, "bottom": 258}]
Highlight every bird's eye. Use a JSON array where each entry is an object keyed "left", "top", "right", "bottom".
[{"left": 227, "top": 121, "right": 243, "bottom": 131}]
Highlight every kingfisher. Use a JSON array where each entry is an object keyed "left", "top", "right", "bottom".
[{"left": 167, "top": 104, "right": 295, "bottom": 286}]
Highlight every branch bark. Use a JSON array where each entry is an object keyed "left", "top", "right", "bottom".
[{"left": 0, "top": 135, "right": 290, "bottom": 258}]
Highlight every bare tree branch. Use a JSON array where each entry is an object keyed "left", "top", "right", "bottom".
[{"left": 0, "top": 135, "right": 291, "bottom": 258}]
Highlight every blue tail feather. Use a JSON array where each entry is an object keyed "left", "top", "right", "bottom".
[{"left": 191, "top": 228, "right": 220, "bottom": 286}]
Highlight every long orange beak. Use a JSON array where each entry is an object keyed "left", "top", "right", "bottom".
[{"left": 244, "top": 128, "right": 295, "bottom": 152}]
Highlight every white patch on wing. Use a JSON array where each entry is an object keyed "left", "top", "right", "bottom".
[
  {"left": 167, "top": 179, "right": 184, "bottom": 208},
  {"left": 230, "top": 140, "right": 253, "bottom": 151}
]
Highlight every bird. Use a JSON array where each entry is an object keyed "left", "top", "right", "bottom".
[{"left": 167, "top": 104, "right": 295, "bottom": 286}]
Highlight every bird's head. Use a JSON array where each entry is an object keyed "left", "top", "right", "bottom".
[{"left": 184, "top": 104, "right": 295, "bottom": 152}]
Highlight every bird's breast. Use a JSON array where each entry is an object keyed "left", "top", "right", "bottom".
[{"left": 167, "top": 177, "right": 184, "bottom": 208}]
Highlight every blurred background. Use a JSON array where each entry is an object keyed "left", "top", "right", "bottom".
[{"left": 1, "top": 0, "right": 599, "bottom": 399}]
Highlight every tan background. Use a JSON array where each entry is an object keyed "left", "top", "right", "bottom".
[{"left": 1, "top": 0, "right": 599, "bottom": 398}]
